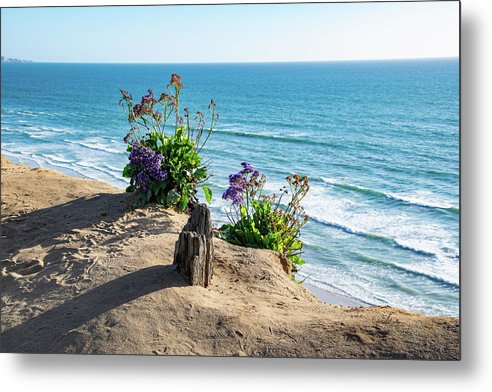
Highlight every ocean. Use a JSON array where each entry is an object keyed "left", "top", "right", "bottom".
[{"left": 1, "top": 59, "right": 459, "bottom": 316}]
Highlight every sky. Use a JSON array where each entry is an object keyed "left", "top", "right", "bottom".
[{"left": 0, "top": 1, "right": 459, "bottom": 63}]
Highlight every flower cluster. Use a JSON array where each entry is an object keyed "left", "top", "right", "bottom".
[
  {"left": 168, "top": 73, "right": 183, "bottom": 89},
  {"left": 119, "top": 73, "right": 219, "bottom": 150},
  {"left": 131, "top": 89, "right": 158, "bottom": 118},
  {"left": 220, "top": 163, "right": 310, "bottom": 276},
  {"left": 222, "top": 185, "right": 244, "bottom": 205},
  {"left": 120, "top": 74, "right": 216, "bottom": 209},
  {"left": 222, "top": 162, "right": 262, "bottom": 205},
  {"left": 129, "top": 143, "right": 168, "bottom": 191}
]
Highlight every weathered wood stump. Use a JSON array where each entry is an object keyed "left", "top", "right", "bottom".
[{"left": 173, "top": 203, "right": 214, "bottom": 287}]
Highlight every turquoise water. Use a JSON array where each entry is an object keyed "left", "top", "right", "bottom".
[{"left": 1, "top": 59, "right": 459, "bottom": 316}]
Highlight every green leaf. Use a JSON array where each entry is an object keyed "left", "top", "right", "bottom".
[
  {"left": 195, "top": 167, "right": 207, "bottom": 179},
  {"left": 290, "top": 240, "right": 303, "bottom": 251},
  {"left": 179, "top": 193, "right": 189, "bottom": 211},
  {"left": 166, "top": 189, "right": 180, "bottom": 206},
  {"left": 149, "top": 181, "right": 159, "bottom": 193},
  {"left": 122, "top": 164, "right": 133, "bottom": 178},
  {"left": 202, "top": 185, "right": 212, "bottom": 204},
  {"left": 289, "top": 255, "right": 305, "bottom": 266}
]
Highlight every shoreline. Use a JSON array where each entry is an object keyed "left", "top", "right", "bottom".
[
  {"left": 1, "top": 153, "right": 367, "bottom": 309},
  {"left": 304, "top": 283, "right": 368, "bottom": 308},
  {"left": 0, "top": 157, "right": 459, "bottom": 358},
  {"left": 1, "top": 154, "right": 458, "bottom": 317}
]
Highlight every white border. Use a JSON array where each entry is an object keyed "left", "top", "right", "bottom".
[{"left": 1, "top": 0, "right": 491, "bottom": 391}]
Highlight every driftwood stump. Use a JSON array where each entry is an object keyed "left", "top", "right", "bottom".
[{"left": 173, "top": 204, "right": 214, "bottom": 287}]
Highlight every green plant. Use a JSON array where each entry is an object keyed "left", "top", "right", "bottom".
[
  {"left": 220, "top": 162, "right": 310, "bottom": 276},
  {"left": 119, "top": 74, "right": 217, "bottom": 211}
]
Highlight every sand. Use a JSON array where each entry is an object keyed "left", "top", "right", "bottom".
[{"left": 0, "top": 156, "right": 459, "bottom": 358}]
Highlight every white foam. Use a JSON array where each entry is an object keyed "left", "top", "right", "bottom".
[
  {"left": 65, "top": 139, "right": 124, "bottom": 155},
  {"left": 321, "top": 176, "right": 458, "bottom": 211},
  {"left": 302, "top": 183, "right": 459, "bottom": 284}
]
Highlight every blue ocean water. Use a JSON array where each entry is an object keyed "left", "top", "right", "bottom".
[{"left": 1, "top": 59, "right": 459, "bottom": 316}]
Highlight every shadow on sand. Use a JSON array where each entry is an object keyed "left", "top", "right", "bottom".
[
  {"left": 1, "top": 264, "right": 187, "bottom": 353},
  {"left": 2, "top": 192, "right": 137, "bottom": 257}
]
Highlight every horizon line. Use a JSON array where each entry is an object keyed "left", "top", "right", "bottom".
[{"left": 2, "top": 55, "right": 459, "bottom": 65}]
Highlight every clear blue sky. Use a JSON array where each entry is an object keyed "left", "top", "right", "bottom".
[{"left": 1, "top": 2, "right": 459, "bottom": 63}]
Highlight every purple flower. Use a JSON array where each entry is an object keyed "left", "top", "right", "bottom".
[
  {"left": 223, "top": 163, "right": 263, "bottom": 207},
  {"left": 129, "top": 144, "right": 168, "bottom": 190},
  {"left": 240, "top": 161, "right": 254, "bottom": 173},
  {"left": 222, "top": 185, "right": 244, "bottom": 205},
  {"left": 228, "top": 172, "right": 244, "bottom": 184},
  {"left": 136, "top": 171, "right": 150, "bottom": 191},
  {"left": 141, "top": 94, "right": 157, "bottom": 105}
]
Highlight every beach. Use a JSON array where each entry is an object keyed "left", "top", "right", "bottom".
[
  {"left": 1, "top": 60, "right": 460, "bottom": 316},
  {"left": 0, "top": 157, "right": 459, "bottom": 358}
]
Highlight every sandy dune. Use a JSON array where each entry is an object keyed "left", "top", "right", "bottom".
[{"left": 0, "top": 157, "right": 459, "bottom": 358}]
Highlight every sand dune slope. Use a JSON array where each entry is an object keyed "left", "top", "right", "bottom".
[{"left": 0, "top": 157, "right": 459, "bottom": 358}]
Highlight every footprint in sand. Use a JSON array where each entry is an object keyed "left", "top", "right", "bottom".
[{"left": 10, "top": 259, "right": 45, "bottom": 276}]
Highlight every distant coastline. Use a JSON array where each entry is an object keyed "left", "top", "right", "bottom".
[
  {"left": 0, "top": 56, "right": 457, "bottom": 65},
  {"left": 1, "top": 56, "right": 33, "bottom": 63}
]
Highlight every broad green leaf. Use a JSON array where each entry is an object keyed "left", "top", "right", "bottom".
[
  {"left": 202, "top": 185, "right": 213, "bottom": 204},
  {"left": 122, "top": 164, "right": 132, "bottom": 178},
  {"left": 289, "top": 255, "right": 305, "bottom": 266},
  {"left": 179, "top": 193, "right": 189, "bottom": 211}
]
